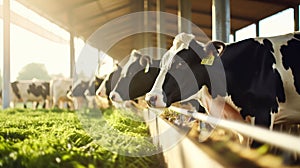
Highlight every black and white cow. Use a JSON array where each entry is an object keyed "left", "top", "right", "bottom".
[
  {"left": 10, "top": 80, "right": 50, "bottom": 108},
  {"left": 50, "top": 78, "right": 74, "bottom": 109},
  {"left": 109, "top": 50, "right": 160, "bottom": 102},
  {"left": 109, "top": 49, "right": 206, "bottom": 113},
  {"left": 98, "top": 64, "right": 122, "bottom": 99},
  {"left": 94, "top": 64, "right": 122, "bottom": 108},
  {"left": 67, "top": 76, "right": 104, "bottom": 109},
  {"left": 68, "top": 65, "right": 122, "bottom": 109},
  {"left": 146, "top": 32, "right": 300, "bottom": 132}
]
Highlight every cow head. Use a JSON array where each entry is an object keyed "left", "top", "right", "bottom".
[
  {"left": 145, "top": 32, "right": 226, "bottom": 108},
  {"left": 99, "top": 64, "right": 122, "bottom": 98},
  {"left": 109, "top": 50, "right": 160, "bottom": 102},
  {"left": 85, "top": 76, "right": 104, "bottom": 96},
  {"left": 70, "top": 80, "right": 90, "bottom": 97}
]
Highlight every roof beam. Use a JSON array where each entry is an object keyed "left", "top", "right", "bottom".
[
  {"left": 55, "top": 0, "right": 97, "bottom": 14},
  {"left": 167, "top": 6, "right": 256, "bottom": 22},
  {"left": 73, "top": 3, "right": 131, "bottom": 26},
  {"left": 247, "top": 0, "right": 299, "bottom": 8},
  {"left": 0, "top": 5, "right": 68, "bottom": 44}
]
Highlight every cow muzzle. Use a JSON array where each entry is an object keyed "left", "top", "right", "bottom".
[
  {"left": 146, "top": 95, "right": 157, "bottom": 107},
  {"left": 145, "top": 92, "right": 166, "bottom": 108},
  {"left": 109, "top": 91, "right": 123, "bottom": 102}
]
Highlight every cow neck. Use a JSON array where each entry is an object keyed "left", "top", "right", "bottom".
[
  {"left": 189, "top": 39, "right": 206, "bottom": 59},
  {"left": 129, "top": 66, "right": 161, "bottom": 100},
  {"left": 220, "top": 38, "right": 260, "bottom": 72},
  {"left": 152, "top": 59, "right": 161, "bottom": 68},
  {"left": 189, "top": 39, "right": 227, "bottom": 98}
]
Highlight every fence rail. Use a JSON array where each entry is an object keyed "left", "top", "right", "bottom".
[{"left": 165, "top": 106, "right": 300, "bottom": 154}]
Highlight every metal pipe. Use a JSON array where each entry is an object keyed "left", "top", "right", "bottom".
[
  {"left": 70, "top": 31, "right": 75, "bottom": 79},
  {"left": 156, "top": 0, "right": 166, "bottom": 59},
  {"left": 212, "top": 0, "right": 230, "bottom": 42},
  {"left": 169, "top": 106, "right": 300, "bottom": 154},
  {"left": 256, "top": 21, "right": 260, "bottom": 37},
  {"left": 178, "top": 0, "right": 192, "bottom": 34},
  {"left": 294, "top": 5, "right": 299, "bottom": 31}
]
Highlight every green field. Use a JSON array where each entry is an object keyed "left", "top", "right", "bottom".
[{"left": 0, "top": 108, "right": 166, "bottom": 168}]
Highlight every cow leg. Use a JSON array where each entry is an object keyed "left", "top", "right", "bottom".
[
  {"left": 251, "top": 107, "right": 271, "bottom": 148},
  {"left": 42, "top": 102, "right": 46, "bottom": 109},
  {"left": 24, "top": 103, "right": 27, "bottom": 108},
  {"left": 254, "top": 108, "right": 271, "bottom": 127},
  {"left": 35, "top": 102, "right": 40, "bottom": 109}
]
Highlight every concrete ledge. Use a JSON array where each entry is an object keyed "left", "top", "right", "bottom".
[{"left": 144, "top": 110, "right": 224, "bottom": 168}]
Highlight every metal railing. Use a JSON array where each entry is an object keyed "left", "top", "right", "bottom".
[{"left": 161, "top": 106, "right": 300, "bottom": 154}]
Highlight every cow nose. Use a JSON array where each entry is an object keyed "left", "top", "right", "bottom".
[
  {"left": 147, "top": 95, "right": 157, "bottom": 107},
  {"left": 110, "top": 93, "right": 116, "bottom": 101}
]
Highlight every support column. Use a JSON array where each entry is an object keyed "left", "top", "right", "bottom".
[
  {"left": 156, "top": 0, "right": 166, "bottom": 59},
  {"left": 178, "top": 0, "right": 192, "bottom": 34},
  {"left": 3, "top": 0, "right": 10, "bottom": 109},
  {"left": 233, "top": 31, "right": 236, "bottom": 42},
  {"left": 294, "top": 5, "right": 299, "bottom": 31},
  {"left": 212, "top": 0, "right": 230, "bottom": 42},
  {"left": 256, "top": 21, "right": 260, "bottom": 37},
  {"left": 70, "top": 31, "right": 75, "bottom": 79},
  {"left": 143, "top": 0, "right": 153, "bottom": 57},
  {"left": 68, "top": 11, "right": 75, "bottom": 79},
  {"left": 133, "top": 0, "right": 144, "bottom": 50}
]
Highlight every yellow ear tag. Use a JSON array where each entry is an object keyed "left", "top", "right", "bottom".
[{"left": 201, "top": 54, "right": 215, "bottom": 66}]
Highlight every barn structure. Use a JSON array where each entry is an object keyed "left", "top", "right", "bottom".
[
  {"left": 2, "top": 0, "right": 300, "bottom": 167},
  {"left": 1, "top": 1, "right": 300, "bottom": 107}
]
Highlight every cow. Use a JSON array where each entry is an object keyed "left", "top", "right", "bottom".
[
  {"left": 109, "top": 49, "right": 208, "bottom": 114},
  {"left": 109, "top": 50, "right": 160, "bottom": 102},
  {"left": 97, "top": 64, "right": 122, "bottom": 100},
  {"left": 145, "top": 32, "right": 300, "bottom": 147},
  {"left": 10, "top": 80, "right": 50, "bottom": 108},
  {"left": 67, "top": 65, "right": 122, "bottom": 110},
  {"left": 67, "top": 77, "right": 101, "bottom": 109},
  {"left": 50, "top": 78, "right": 74, "bottom": 109}
]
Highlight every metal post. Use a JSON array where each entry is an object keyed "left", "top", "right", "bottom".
[
  {"left": 143, "top": 0, "right": 154, "bottom": 57},
  {"left": 212, "top": 0, "right": 230, "bottom": 42},
  {"left": 233, "top": 31, "right": 236, "bottom": 42},
  {"left": 70, "top": 31, "right": 75, "bottom": 79},
  {"left": 156, "top": 0, "right": 166, "bottom": 59},
  {"left": 144, "top": 0, "right": 149, "bottom": 49},
  {"left": 133, "top": 0, "right": 144, "bottom": 50},
  {"left": 294, "top": 5, "right": 299, "bottom": 31},
  {"left": 3, "top": 0, "right": 10, "bottom": 109},
  {"left": 68, "top": 11, "right": 75, "bottom": 79},
  {"left": 256, "top": 21, "right": 260, "bottom": 37},
  {"left": 178, "top": 0, "right": 192, "bottom": 34}
]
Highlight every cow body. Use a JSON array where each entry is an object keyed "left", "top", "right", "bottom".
[
  {"left": 146, "top": 32, "right": 300, "bottom": 129},
  {"left": 10, "top": 80, "right": 50, "bottom": 108},
  {"left": 68, "top": 79, "right": 96, "bottom": 109},
  {"left": 68, "top": 65, "right": 122, "bottom": 109},
  {"left": 50, "top": 78, "right": 74, "bottom": 109}
]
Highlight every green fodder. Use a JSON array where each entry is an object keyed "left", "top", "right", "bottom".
[{"left": 0, "top": 108, "right": 166, "bottom": 168}]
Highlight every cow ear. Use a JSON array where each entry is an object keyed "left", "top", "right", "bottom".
[
  {"left": 116, "top": 63, "right": 121, "bottom": 69},
  {"left": 205, "top": 41, "right": 225, "bottom": 56},
  {"left": 139, "top": 55, "right": 152, "bottom": 73},
  {"left": 131, "top": 49, "right": 142, "bottom": 58}
]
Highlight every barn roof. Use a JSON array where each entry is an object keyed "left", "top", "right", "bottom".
[{"left": 16, "top": 0, "right": 300, "bottom": 60}]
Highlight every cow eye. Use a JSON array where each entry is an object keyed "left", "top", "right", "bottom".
[
  {"left": 176, "top": 61, "right": 185, "bottom": 69},
  {"left": 128, "top": 71, "right": 133, "bottom": 76}
]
